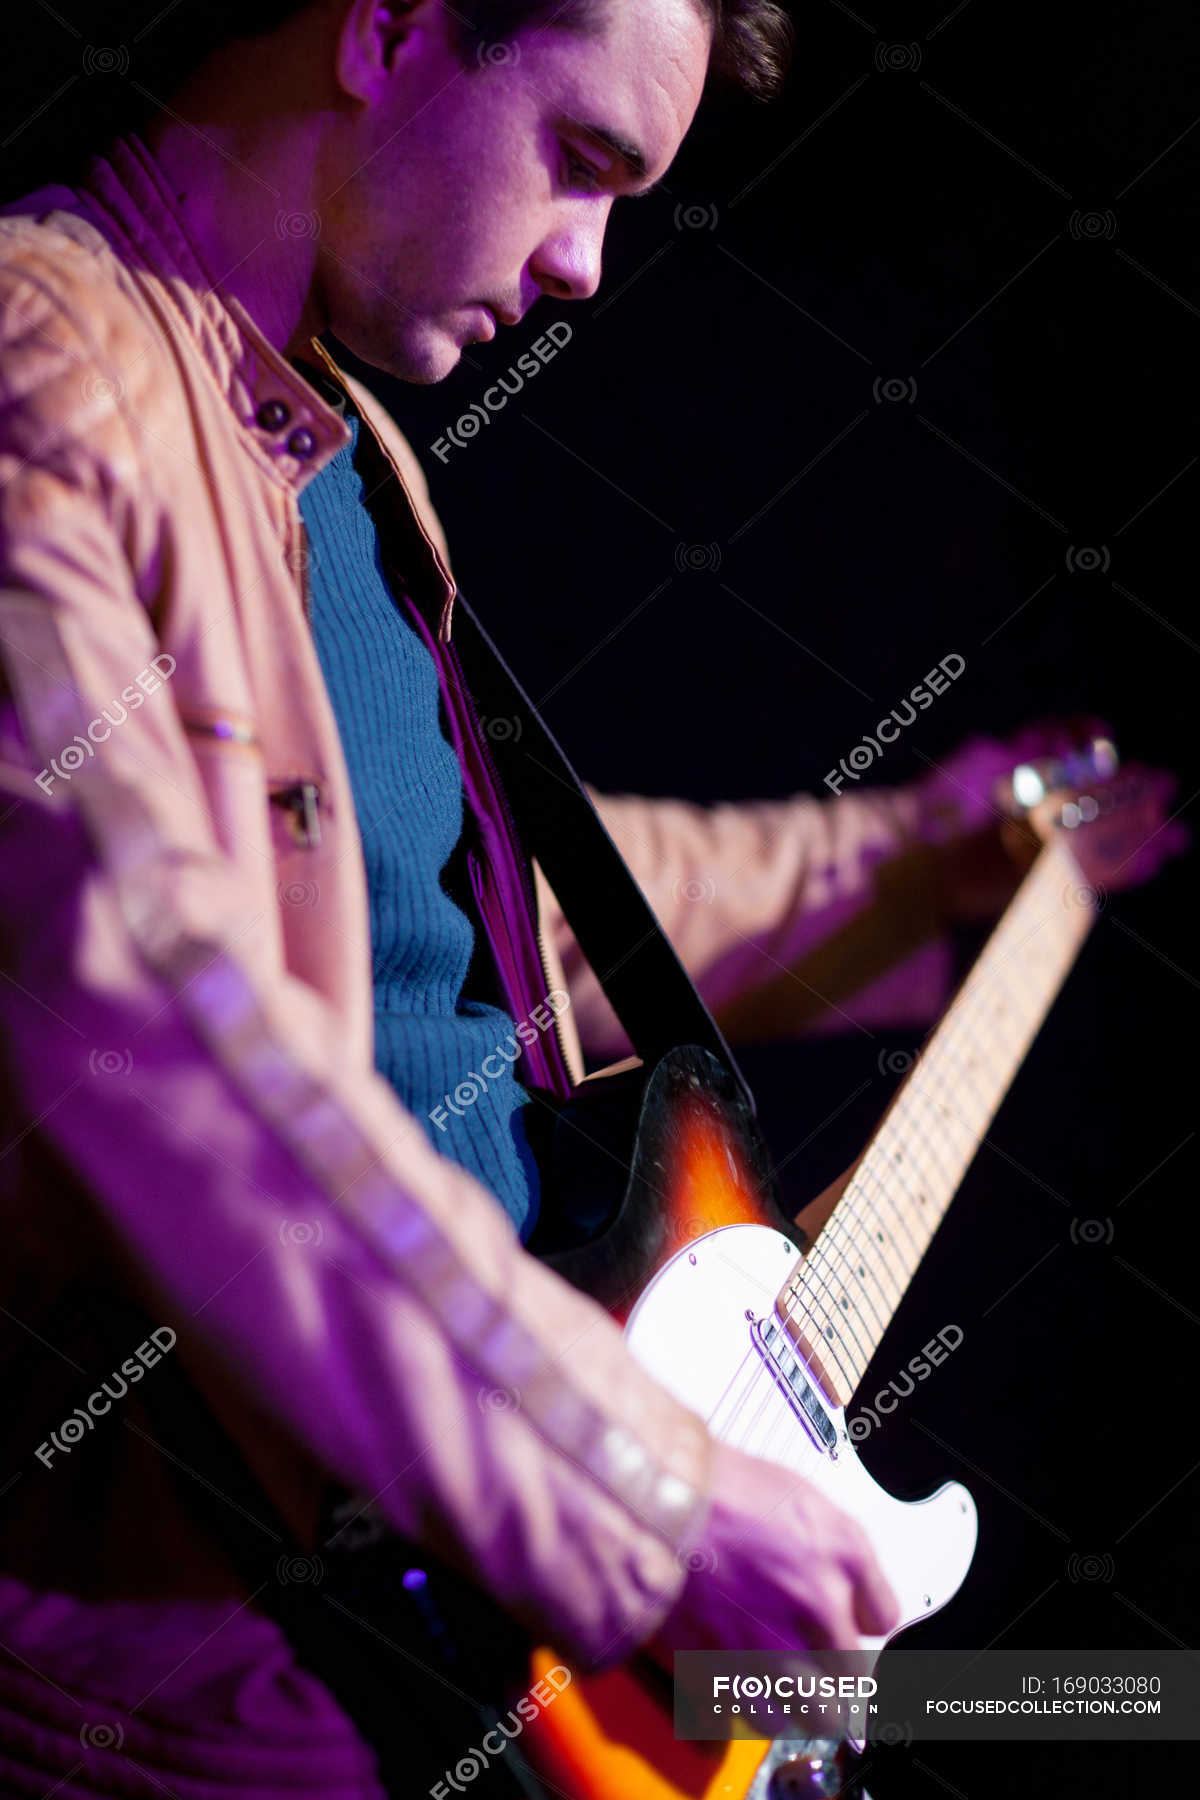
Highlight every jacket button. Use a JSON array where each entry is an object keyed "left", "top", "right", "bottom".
[
  {"left": 256, "top": 398, "right": 291, "bottom": 432},
  {"left": 287, "top": 427, "right": 317, "bottom": 460}
]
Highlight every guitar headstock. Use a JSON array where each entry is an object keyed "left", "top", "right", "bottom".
[
  {"left": 998, "top": 736, "right": 1178, "bottom": 898},
  {"left": 999, "top": 734, "right": 1120, "bottom": 832}
]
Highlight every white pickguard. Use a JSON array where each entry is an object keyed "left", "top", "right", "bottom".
[{"left": 624, "top": 1223, "right": 978, "bottom": 1666}]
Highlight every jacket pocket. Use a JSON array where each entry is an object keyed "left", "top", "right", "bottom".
[{"left": 180, "top": 716, "right": 324, "bottom": 851}]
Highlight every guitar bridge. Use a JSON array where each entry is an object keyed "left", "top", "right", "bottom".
[{"left": 753, "top": 1315, "right": 839, "bottom": 1454}]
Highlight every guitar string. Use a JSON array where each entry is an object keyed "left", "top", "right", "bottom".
[
  {"left": 784, "top": 887, "right": 1068, "bottom": 1395},
  {"left": 697, "top": 840, "right": 1093, "bottom": 1460},
  {"left": 796, "top": 1197, "right": 891, "bottom": 1346},
  {"left": 712, "top": 1346, "right": 780, "bottom": 1440},
  {"left": 785, "top": 1210, "right": 887, "bottom": 1392},
  {"left": 786, "top": 1174, "right": 911, "bottom": 1393},
  {"left": 705, "top": 1338, "right": 766, "bottom": 1440},
  {"left": 807, "top": 1189, "right": 907, "bottom": 1310},
  {"left": 787, "top": 1226, "right": 876, "bottom": 1374},
  {"left": 799, "top": 1144, "right": 926, "bottom": 1368},
  {"left": 766, "top": 1265, "right": 860, "bottom": 1401},
  {"left": 709, "top": 932, "right": 1071, "bottom": 1457},
  {"left": 799, "top": 857, "right": 1090, "bottom": 1390},
  {"left": 794, "top": 991, "right": 1014, "bottom": 1390},
  {"left": 777, "top": 1273, "right": 862, "bottom": 1397},
  {"left": 727, "top": 1352, "right": 790, "bottom": 1455}
]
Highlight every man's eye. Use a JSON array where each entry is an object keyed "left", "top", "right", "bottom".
[{"left": 562, "top": 146, "right": 604, "bottom": 193}]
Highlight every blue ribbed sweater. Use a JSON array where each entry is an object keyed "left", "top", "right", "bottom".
[{"left": 295, "top": 375, "right": 541, "bottom": 1240}]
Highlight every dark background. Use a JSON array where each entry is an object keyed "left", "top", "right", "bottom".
[{"left": 5, "top": 3, "right": 1198, "bottom": 1795}]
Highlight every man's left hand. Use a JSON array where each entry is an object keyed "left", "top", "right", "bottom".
[{"left": 911, "top": 719, "right": 1189, "bottom": 923}]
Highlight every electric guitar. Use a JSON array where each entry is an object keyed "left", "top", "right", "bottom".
[
  {"left": 492, "top": 738, "right": 1151, "bottom": 1800},
  {"left": 316, "top": 740, "right": 1154, "bottom": 1800}
]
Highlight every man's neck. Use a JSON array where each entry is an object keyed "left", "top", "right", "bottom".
[{"left": 140, "top": 93, "right": 330, "bottom": 359}]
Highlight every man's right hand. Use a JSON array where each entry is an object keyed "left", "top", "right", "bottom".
[{"left": 649, "top": 1440, "right": 901, "bottom": 1663}]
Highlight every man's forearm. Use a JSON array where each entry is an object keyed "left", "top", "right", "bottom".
[{"left": 543, "top": 783, "right": 958, "bottom": 1053}]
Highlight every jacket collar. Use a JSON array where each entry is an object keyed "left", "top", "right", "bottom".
[{"left": 70, "top": 133, "right": 352, "bottom": 489}]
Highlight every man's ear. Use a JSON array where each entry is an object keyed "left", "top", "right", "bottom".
[{"left": 336, "top": 0, "right": 435, "bottom": 103}]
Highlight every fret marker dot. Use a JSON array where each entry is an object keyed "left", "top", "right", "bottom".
[
  {"left": 876, "top": 1231, "right": 885, "bottom": 1242},
  {"left": 824, "top": 1327, "right": 834, "bottom": 1340}
]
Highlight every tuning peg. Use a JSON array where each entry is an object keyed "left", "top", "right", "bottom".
[
  {"left": 1059, "top": 794, "right": 1101, "bottom": 828},
  {"left": 1003, "top": 736, "right": 1120, "bottom": 816}
]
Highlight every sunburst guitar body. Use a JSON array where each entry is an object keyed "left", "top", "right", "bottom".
[
  {"left": 341, "top": 744, "right": 1131, "bottom": 1800},
  {"left": 521, "top": 742, "right": 1138, "bottom": 1798},
  {"left": 516, "top": 1043, "right": 977, "bottom": 1800}
]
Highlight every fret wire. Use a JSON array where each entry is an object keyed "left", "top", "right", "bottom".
[
  {"left": 895, "top": 1083, "right": 973, "bottom": 1199},
  {"left": 799, "top": 1205, "right": 891, "bottom": 1343},
  {"left": 880, "top": 1108, "right": 967, "bottom": 1242},
  {"left": 782, "top": 1278, "right": 864, "bottom": 1392},
  {"left": 786, "top": 1239, "right": 870, "bottom": 1359},
  {"left": 931, "top": 1023, "right": 998, "bottom": 1111},
  {"left": 935, "top": 1015, "right": 1021, "bottom": 1094},
  {"left": 902, "top": 1070, "right": 980, "bottom": 1162},
  {"left": 882, "top": 1102, "right": 959, "bottom": 1201},
  {"left": 906, "top": 1063, "right": 988, "bottom": 1167},
  {"left": 831, "top": 1175, "right": 913, "bottom": 1304},
  {"left": 781, "top": 839, "right": 1099, "bottom": 1400},
  {"left": 807, "top": 1197, "right": 907, "bottom": 1316},
  {"left": 949, "top": 987, "right": 1038, "bottom": 1085},
  {"left": 872, "top": 1099, "right": 956, "bottom": 1207},
  {"left": 906, "top": 986, "right": 1043, "bottom": 1166},
  {"left": 855, "top": 1144, "right": 925, "bottom": 1262},
  {"left": 795, "top": 1227, "right": 886, "bottom": 1367},
  {"left": 852, "top": 1172, "right": 924, "bottom": 1293},
  {"left": 873, "top": 1132, "right": 938, "bottom": 1249},
  {"left": 791, "top": 1247, "right": 874, "bottom": 1375},
  {"left": 841, "top": 1163, "right": 919, "bottom": 1319},
  {"left": 940, "top": 1030, "right": 1004, "bottom": 1097},
  {"left": 859, "top": 1116, "right": 971, "bottom": 1288},
  {"left": 956, "top": 920, "right": 1055, "bottom": 1018},
  {"left": 775, "top": 1279, "right": 830, "bottom": 1361}
]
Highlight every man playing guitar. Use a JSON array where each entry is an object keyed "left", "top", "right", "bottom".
[{"left": 0, "top": 1, "right": 1183, "bottom": 1794}]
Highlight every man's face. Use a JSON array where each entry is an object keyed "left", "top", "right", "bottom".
[{"left": 319, "top": 0, "right": 712, "bottom": 382}]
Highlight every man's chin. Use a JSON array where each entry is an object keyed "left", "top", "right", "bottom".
[{"left": 334, "top": 319, "right": 465, "bottom": 386}]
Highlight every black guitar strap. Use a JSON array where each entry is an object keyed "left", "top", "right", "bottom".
[
  {"left": 294, "top": 348, "right": 752, "bottom": 1111},
  {"left": 448, "top": 588, "right": 755, "bottom": 1115}
]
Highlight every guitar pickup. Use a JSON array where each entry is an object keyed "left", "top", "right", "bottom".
[{"left": 753, "top": 1315, "right": 839, "bottom": 1454}]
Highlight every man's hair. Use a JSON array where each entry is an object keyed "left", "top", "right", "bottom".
[
  {"left": 1, "top": 0, "right": 792, "bottom": 201},
  {"left": 448, "top": 0, "right": 793, "bottom": 102},
  {"left": 198, "top": 0, "right": 791, "bottom": 104}
]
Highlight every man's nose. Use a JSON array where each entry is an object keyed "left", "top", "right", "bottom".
[{"left": 529, "top": 204, "right": 610, "bottom": 302}]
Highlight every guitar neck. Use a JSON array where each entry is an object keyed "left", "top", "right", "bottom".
[{"left": 777, "top": 831, "right": 1098, "bottom": 1405}]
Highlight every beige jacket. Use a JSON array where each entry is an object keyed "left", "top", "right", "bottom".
[{"left": 0, "top": 134, "right": 945, "bottom": 1686}]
